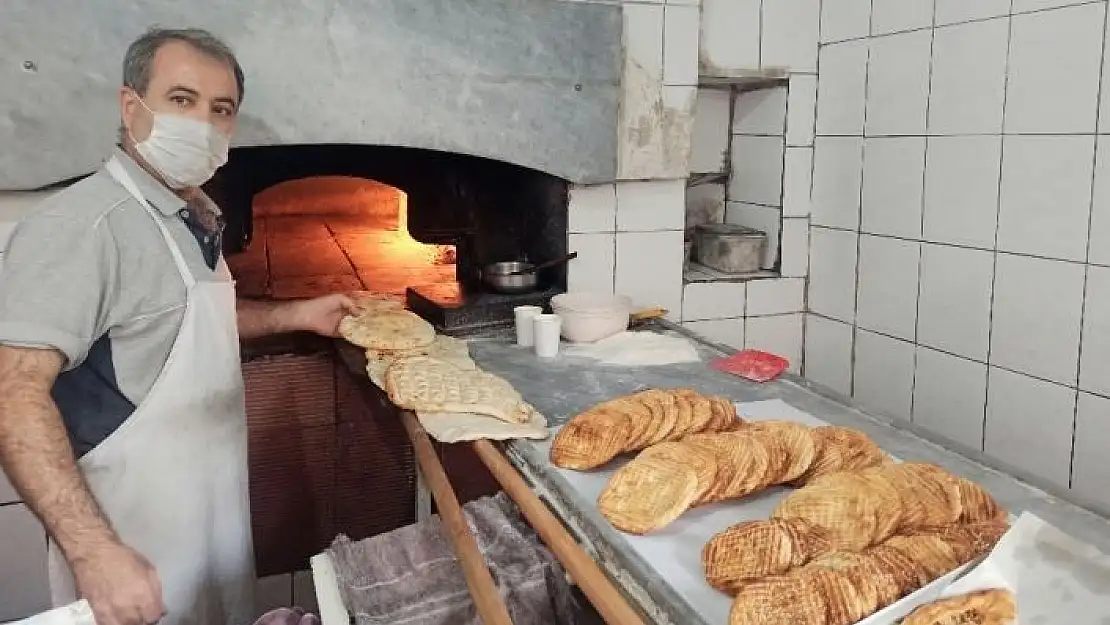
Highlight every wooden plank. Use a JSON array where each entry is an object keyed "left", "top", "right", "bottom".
[
  {"left": 399, "top": 412, "right": 514, "bottom": 625},
  {"left": 471, "top": 440, "right": 646, "bottom": 625}
]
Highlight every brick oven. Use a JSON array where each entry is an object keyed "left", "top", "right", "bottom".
[
  {"left": 213, "top": 144, "right": 570, "bottom": 333},
  {"left": 216, "top": 145, "right": 572, "bottom": 575}
]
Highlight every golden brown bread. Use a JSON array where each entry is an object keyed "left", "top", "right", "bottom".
[
  {"left": 901, "top": 588, "right": 1016, "bottom": 625},
  {"left": 596, "top": 454, "right": 699, "bottom": 535},
  {"left": 728, "top": 574, "right": 828, "bottom": 625},
  {"left": 551, "top": 389, "right": 740, "bottom": 471},
  {"left": 703, "top": 519, "right": 833, "bottom": 595}
]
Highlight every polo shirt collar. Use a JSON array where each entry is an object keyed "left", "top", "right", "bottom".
[{"left": 110, "top": 147, "right": 187, "bottom": 216}]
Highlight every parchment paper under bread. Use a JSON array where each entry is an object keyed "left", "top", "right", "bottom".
[
  {"left": 417, "top": 405, "right": 550, "bottom": 443},
  {"left": 932, "top": 511, "right": 1110, "bottom": 624}
]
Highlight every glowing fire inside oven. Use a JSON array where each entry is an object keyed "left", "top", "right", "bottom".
[{"left": 247, "top": 176, "right": 456, "bottom": 298}]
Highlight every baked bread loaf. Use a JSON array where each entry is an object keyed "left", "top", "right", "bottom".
[
  {"left": 901, "top": 589, "right": 1016, "bottom": 625},
  {"left": 383, "top": 355, "right": 529, "bottom": 424}
]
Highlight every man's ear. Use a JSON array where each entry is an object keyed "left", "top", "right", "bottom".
[{"left": 119, "top": 87, "right": 139, "bottom": 137}]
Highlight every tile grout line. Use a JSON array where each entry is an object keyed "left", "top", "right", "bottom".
[
  {"left": 848, "top": 0, "right": 875, "bottom": 400},
  {"left": 909, "top": 3, "right": 939, "bottom": 426},
  {"left": 820, "top": 0, "right": 1104, "bottom": 45},
  {"left": 1071, "top": 1, "right": 1109, "bottom": 490},
  {"left": 803, "top": 0, "right": 825, "bottom": 379},
  {"left": 757, "top": 0, "right": 764, "bottom": 70},
  {"left": 809, "top": 131, "right": 1110, "bottom": 138},
  {"left": 982, "top": 0, "right": 1015, "bottom": 455},
  {"left": 807, "top": 223, "right": 1108, "bottom": 267},
  {"left": 814, "top": 310, "right": 1110, "bottom": 395}
]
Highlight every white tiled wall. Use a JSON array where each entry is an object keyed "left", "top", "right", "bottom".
[
  {"left": 807, "top": 0, "right": 1110, "bottom": 512},
  {"left": 567, "top": 180, "right": 686, "bottom": 319},
  {"left": 699, "top": 0, "right": 821, "bottom": 74},
  {"left": 617, "top": 0, "right": 701, "bottom": 180},
  {"left": 571, "top": 0, "right": 825, "bottom": 365}
]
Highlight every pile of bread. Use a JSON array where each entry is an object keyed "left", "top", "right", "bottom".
[
  {"left": 338, "top": 293, "right": 536, "bottom": 424},
  {"left": 550, "top": 389, "right": 897, "bottom": 534},
  {"left": 708, "top": 461, "right": 1009, "bottom": 624},
  {"left": 551, "top": 389, "right": 1014, "bottom": 624}
]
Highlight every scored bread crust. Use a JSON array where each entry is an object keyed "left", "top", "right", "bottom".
[{"left": 383, "top": 355, "right": 528, "bottom": 424}]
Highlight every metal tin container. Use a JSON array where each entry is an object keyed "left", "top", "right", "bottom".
[{"left": 694, "top": 223, "right": 766, "bottom": 273}]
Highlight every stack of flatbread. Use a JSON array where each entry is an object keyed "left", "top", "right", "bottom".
[
  {"left": 721, "top": 518, "right": 1011, "bottom": 625},
  {"left": 337, "top": 296, "right": 547, "bottom": 440},
  {"left": 550, "top": 389, "right": 743, "bottom": 471},
  {"left": 552, "top": 395, "right": 896, "bottom": 534},
  {"left": 705, "top": 462, "right": 1010, "bottom": 625}
]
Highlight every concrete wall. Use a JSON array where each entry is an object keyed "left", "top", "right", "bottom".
[{"left": 1, "top": 0, "right": 621, "bottom": 189}]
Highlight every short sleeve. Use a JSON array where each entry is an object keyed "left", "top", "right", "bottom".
[{"left": 0, "top": 212, "right": 119, "bottom": 370}]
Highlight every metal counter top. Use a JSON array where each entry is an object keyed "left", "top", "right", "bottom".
[{"left": 461, "top": 324, "right": 1110, "bottom": 625}]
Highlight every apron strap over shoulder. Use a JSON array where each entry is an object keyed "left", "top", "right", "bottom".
[{"left": 105, "top": 157, "right": 197, "bottom": 289}]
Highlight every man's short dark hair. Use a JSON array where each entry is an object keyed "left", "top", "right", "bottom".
[{"left": 123, "top": 27, "right": 245, "bottom": 104}]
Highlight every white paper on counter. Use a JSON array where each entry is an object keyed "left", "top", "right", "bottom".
[
  {"left": 559, "top": 331, "right": 701, "bottom": 367},
  {"left": 14, "top": 601, "right": 95, "bottom": 625},
  {"left": 417, "top": 404, "right": 550, "bottom": 443},
  {"left": 540, "top": 399, "right": 975, "bottom": 625},
  {"left": 933, "top": 511, "right": 1110, "bottom": 624}
]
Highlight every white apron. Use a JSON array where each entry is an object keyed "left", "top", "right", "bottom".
[{"left": 47, "top": 157, "right": 256, "bottom": 625}]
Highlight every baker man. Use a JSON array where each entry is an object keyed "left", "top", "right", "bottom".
[{"left": 0, "top": 28, "right": 353, "bottom": 625}]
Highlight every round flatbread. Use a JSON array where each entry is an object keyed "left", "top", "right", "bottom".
[
  {"left": 598, "top": 455, "right": 699, "bottom": 534},
  {"left": 902, "top": 588, "right": 1016, "bottom": 625},
  {"left": 340, "top": 309, "right": 435, "bottom": 351},
  {"left": 349, "top": 291, "right": 405, "bottom": 315}
]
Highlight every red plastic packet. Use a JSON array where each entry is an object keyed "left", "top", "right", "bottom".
[{"left": 712, "top": 350, "right": 790, "bottom": 383}]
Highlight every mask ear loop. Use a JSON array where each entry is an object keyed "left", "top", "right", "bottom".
[{"left": 124, "top": 88, "right": 156, "bottom": 146}]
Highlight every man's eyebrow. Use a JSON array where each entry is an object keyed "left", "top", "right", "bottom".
[
  {"left": 166, "top": 85, "right": 201, "bottom": 98},
  {"left": 166, "top": 85, "right": 239, "bottom": 110},
  {"left": 212, "top": 96, "right": 239, "bottom": 110}
]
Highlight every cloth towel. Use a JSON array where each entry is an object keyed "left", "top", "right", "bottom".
[{"left": 326, "top": 493, "right": 583, "bottom": 625}]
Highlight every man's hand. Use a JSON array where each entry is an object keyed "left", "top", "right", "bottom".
[
  {"left": 72, "top": 540, "right": 165, "bottom": 625},
  {"left": 286, "top": 293, "right": 357, "bottom": 338}
]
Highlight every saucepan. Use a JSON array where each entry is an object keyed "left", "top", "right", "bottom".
[{"left": 480, "top": 252, "right": 578, "bottom": 294}]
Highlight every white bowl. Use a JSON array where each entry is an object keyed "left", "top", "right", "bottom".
[{"left": 550, "top": 293, "right": 632, "bottom": 343}]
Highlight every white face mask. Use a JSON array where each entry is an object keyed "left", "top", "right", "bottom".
[{"left": 130, "top": 97, "right": 231, "bottom": 189}]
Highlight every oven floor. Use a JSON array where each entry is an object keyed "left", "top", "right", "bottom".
[{"left": 226, "top": 215, "right": 455, "bottom": 299}]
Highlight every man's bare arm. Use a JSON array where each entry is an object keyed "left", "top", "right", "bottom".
[
  {"left": 0, "top": 346, "right": 118, "bottom": 562},
  {"left": 236, "top": 298, "right": 298, "bottom": 340},
  {"left": 237, "top": 294, "right": 353, "bottom": 341}
]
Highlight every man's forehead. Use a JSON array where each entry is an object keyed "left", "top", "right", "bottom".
[{"left": 148, "top": 41, "right": 238, "bottom": 99}]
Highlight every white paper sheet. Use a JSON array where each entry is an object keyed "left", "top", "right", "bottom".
[
  {"left": 933, "top": 511, "right": 1110, "bottom": 624},
  {"left": 539, "top": 398, "right": 972, "bottom": 625},
  {"left": 14, "top": 601, "right": 95, "bottom": 625},
  {"left": 417, "top": 405, "right": 550, "bottom": 443},
  {"left": 559, "top": 331, "right": 701, "bottom": 367}
]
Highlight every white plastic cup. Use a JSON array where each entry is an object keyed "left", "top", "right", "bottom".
[
  {"left": 533, "top": 314, "right": 562, "bottom": 358},
  {"left": 514, "top": 305, "right": 543, "bottom": 347}
]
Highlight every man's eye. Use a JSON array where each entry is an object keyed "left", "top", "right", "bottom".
[{"left": 171, "top": 96, "right": 191, "bottom": 107}]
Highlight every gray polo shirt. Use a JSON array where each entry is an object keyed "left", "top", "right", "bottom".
[{"left": 0, "top": 148, "right": 224, "bottom": 457}]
